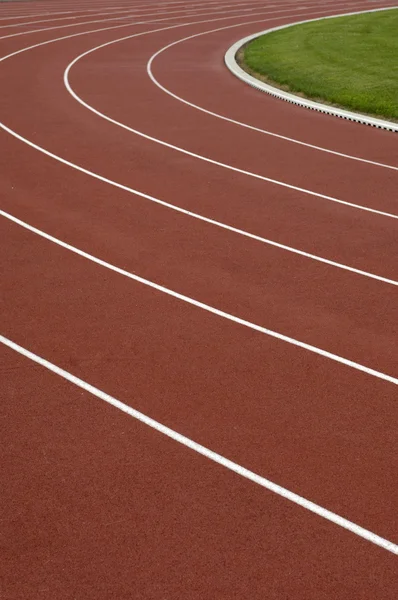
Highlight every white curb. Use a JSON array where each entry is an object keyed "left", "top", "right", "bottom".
[{"left": 224, "top": 7, "right": 398, "bottom": 132}]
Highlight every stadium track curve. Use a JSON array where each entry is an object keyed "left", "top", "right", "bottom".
[{"left": 1, "top": 1, "right": 398, "bottom": 598}]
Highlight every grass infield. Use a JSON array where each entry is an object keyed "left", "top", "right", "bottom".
[{"left": 243, "top": 9, "right": 398, "bottom": 121}]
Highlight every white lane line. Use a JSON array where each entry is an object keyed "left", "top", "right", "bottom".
[
  {"left": 1, "top": 332, "right": 398, "bottom": 556},
  {"left": 147, "top": 23, "right": 398, "bottom": 170},
  {"left": 2, "top": 209, "right": 398, "bottom": 387},
  {"left": 64, "top": 13, "right": 398, "bottom": 220}
]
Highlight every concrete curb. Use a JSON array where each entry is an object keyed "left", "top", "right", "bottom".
[{"left": 224, "top": 7, "right": 398, "bottom": 133}]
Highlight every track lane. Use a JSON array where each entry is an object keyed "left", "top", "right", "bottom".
[
  {"left": 1, "top": 212, "right": 398, "bottom": 544},
  {"left": 2, "top": 346, "right": 398, "bottom": 599},
  {"left": 1, "top": 131, "right": 398, "bottom": 377}
]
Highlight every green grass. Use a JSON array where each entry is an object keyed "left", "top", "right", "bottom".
[{"left": 243, "top": 9, "right": 398, "bottom": 121}]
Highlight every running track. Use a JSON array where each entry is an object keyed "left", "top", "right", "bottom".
[{"left": 1, "top": 0, "right": 397, "bottom": 597}]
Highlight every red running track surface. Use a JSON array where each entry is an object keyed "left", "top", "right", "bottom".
[{"left": 1, "top": 0, "right": 397, "bottom": 598}]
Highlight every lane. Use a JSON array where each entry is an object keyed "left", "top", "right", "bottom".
[
  {"left": 2, "top": 345, "right": 398, "bottom": 599},
  {"left": 1, "top": 214, "right": 398, "bottom": 544},
  {"left": 3, "top": 333, "right": 398, "bottom": 556}
]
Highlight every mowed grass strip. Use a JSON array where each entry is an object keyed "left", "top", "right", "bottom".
[{"left": 243, "top": 9, "right": 398, "bottom": 121}]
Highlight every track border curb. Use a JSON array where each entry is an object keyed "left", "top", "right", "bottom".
[{"left": 224, "top": 6, "right": 398, "bottom": 132}]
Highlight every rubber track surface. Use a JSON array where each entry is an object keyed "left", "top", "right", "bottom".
[{"left": 1, "top": 1, "right": 397, "bottom": 598}]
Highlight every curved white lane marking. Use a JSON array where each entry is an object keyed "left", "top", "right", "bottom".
[
  {"left": 1, "top": 334, "right": 398, "bottom": 556},
  {"left": 2, "top": 210, "right": 398, "bottom": 388},
  {"left": 0, "top": 6, "right": 396, "bottom": 286},
  {"left": 147, "top": 20, "right": 398, "bottom": 170}
]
